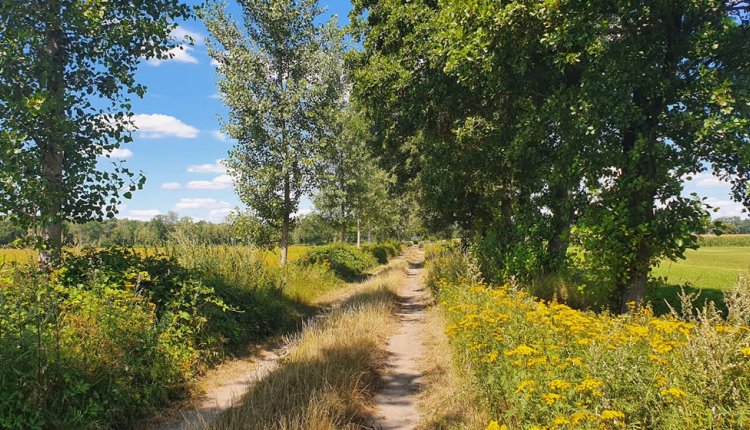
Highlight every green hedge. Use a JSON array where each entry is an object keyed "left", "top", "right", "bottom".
[
  {"left": 362, "top": 242, "right": 401, "bottom": 264},
  {"left": 299, "top": 243, "right": 377, "bottom": 281}
]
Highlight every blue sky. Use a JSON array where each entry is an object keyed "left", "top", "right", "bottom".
[
  {"left": 113, "top": 0, "right": 747, "bottom": 222},
  {"left": 111, "top": 0, "right": 354, "bottom": 222}
]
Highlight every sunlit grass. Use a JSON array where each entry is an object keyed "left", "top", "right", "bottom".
[{"left": 652, "top": 246, "right": 750, "bottom": 291}]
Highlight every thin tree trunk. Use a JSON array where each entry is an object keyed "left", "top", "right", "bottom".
[
  {"left": 280, "top": 173, "right": 290, "bottom": 266},
  {"left": 340, "top": 202, "right": 346, "bottom": 243},
  {"left": 356, "top": 218, "right": 361, "bottom": 248},
  {"left": 38, "top": 0, "right": 65, "bottom": 266}
]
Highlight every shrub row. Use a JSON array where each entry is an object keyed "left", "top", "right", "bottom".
[
  {"left": 298, "top": 243, "right": 378, "bottom": 282},
  {"left": 362, "top": 241, "right": 401, "bottom": 264},
  {"left": 427, "top": 247, "right": 750, "bottom": 430},
  {"left": 0, "top": 246, "right": 341, "bottom": 429}
]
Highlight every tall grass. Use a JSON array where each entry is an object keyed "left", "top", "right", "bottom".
[
  {"left": 206, "top": 269, "right": 404, "bottom": 430},
  {"left": 428, "top": 246, "right": 750, "bottom": 429},
  {"left": 0, "top": 242, "right": 346, "bottom": 430}
]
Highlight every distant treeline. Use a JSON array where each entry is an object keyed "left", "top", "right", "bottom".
[
  {"left": 0, "top": 211, "right": 403, "bottom": 248},
  {"left": 717, "top": 216, "right": 750, "bottom": 234}
]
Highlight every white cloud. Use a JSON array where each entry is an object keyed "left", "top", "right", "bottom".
[
  {"left": 132, "top": 114, "right": 199, "bottom": 139},
  {"left": 704, "top": 198, "right": 747, "bottom": 218},
  {"left": 211, "top": 130, "right": 228, "bottom": 141},
  {"left": 187, "top": 159, "right": 226, "bottom": 173},
  {"left": 101, "top": 147, "right": 133, "bottom": 159},
  {"left": 689, "top": 172, "right": 726, "bottom": 187},
  {"left": 123, "top": 209, "right": 161, "bottom": 221},
  {"left": 172, "top": 25, "right": 204, "bottom": 45},
  {"left": 211, "top": 58, "right": 221, "bottom": 67},
  {"left": 293, "top": 207, "right": 313, "bottom": 217},
  {"left": 147, "top": 45, "right": 199, "bottom": 66},
  {"left": 208, "top": 208, "right": 233, "bottom": 222},
  {"left": 160, "top": 182, "right": 182, "bottom": 190},
  {"left": 175, "top": 198, "right": 231, "bottom": 210},
  {"left": 209, "top": 93, "right": 221, "bottom": 99},
  {"left": 186, "top": 174, "right": 233, "bottom": 190}
]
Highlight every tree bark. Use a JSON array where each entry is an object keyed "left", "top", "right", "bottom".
[
  {"left": 38, "top": 0, "right": 65, "bottom": 267},
  {"left": 340, "top": 201, "right": 346, "bottom": 242},
  {"left": 544, "top": 183, "right": 573, "bottom": 274},
  {"left": 356, "top": 218, "right": 361, "bottom": 248},
  {"left": 280, "top": 173, "right": 290, "bottom": 266}
]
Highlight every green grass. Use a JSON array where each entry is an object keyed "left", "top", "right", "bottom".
[
  {"left": 649, "top": 246, "right": 749, "bottom": 315},
  {"left": 652, "top": 246, "right": 750, "bottom": 290}
]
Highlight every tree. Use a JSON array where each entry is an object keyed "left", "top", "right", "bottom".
[
  {"left": 352, "top": 0, "right": 750, "bottom": 312},
  {"left": 202, "top": 0, "right": 343, "bottom": 265},
  {"left": 556, "top": 1, "right": 750, "bottom": 311},
  {"left": 0, "top": 0, "right": 191, "bottom": 264},
  {"left": 314, "top": 108, "right": 394, "bottom": 247}
]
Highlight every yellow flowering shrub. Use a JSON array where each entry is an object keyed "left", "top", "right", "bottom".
[{"left": 434, "top": 276, "right": 750, "bottom": 429}]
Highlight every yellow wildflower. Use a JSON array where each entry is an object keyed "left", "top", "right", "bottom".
[
  {"left": 505, "top": 344, "right": 537, "bottom": 357},
  {"left": 551, "top": 415, "right": 568, "bottom": 427},
  {"left": 661, "top": 387, "right": 688, "bottom": 400},
  {"left": 542, "top": 393, "right": 562, "bottom": 405},
  {"left": 741, "top": 347, "right": 750, "bottom": 358},
  {"left": 485, "top": 421, "right": 507, "bottom": 430},
  {"left": 569, "top": 411, "right": 594, "bottom": 425},
  {"left": 484, "top": 351, "right": 499, "bottom": 364},
  {"left": 575, "top": 378, "right": 603, "bottom": 393},
  {"left": 548, "top": 379, "right": 571, "bottom": 392},
  {"left": 516, "top": 380, "right": 537, "bottom": 393},
  {"left": 600, "top": 410, "right": 625, "bottom": 420}
]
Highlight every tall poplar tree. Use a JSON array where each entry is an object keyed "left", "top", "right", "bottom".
[
  {"left": 202, "top": 0, "right": 343, "bottom": 265},
  {"left": 0, "top": 0, "right": 191, "bottom": 264}
]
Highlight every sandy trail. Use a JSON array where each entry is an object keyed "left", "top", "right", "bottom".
[
  {"left": 370, "top": 252, "right": 427, "bottom": 430},
  {"left": 150, "top": 258, "right": 406, "bottom": 430}
]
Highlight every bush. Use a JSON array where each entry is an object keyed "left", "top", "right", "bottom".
[
  {"left": 363, "top": 242, "right": 400, "bottom": 265},
  {"left": 432, "top": 266, "right": 750, "bottom": 429},
  {"left": 0, "top": 265, "right": 199, "bottom": 429},
  {"left": 299, "top": 243, "right": 377, "bottom": 281},
  {"left": 0, "top": 246, "right": 345, "bottom": 429}
]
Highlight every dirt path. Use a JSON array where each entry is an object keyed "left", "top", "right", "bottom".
[
  {"left": 370, "top": 253, "right": 427, "bottom": 430},
  {"left": 150, "top": 258, "right": 407, "bottom": 430}
]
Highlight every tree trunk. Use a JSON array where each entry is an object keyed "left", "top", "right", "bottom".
[
  {"left": 356, "top": 218, "right": 361, "bottom": 248},
  {"left": 544, "top": 183, "right": 573, "bottom": 274},
  {"left": 615, "top": 96, "right": 658, "bottom": 313},
  {"left": 340, "top": 202, "right": 346, "bottom": 242},
  {"left": 280, "top": 174, "right": 290, "bottom": 266},
  {"left": 38, "top": 0, "right": 65, "bottom": 267}
]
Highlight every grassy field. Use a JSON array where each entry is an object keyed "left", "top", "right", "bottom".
[
  {"left": 649, "top": 246, "right": 749, "bottom": 315},
  {"left": 0, "top": 245, "right": 312, "bottom": 266},
  {"left": 652, "top": 246, "right": 750, "bottom": 290}
]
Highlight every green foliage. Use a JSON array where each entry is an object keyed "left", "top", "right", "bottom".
[
  {"left": 362, "top": 241, "right": 400, "bottom": 264},
  {"left": 352, "top": 0, "right": 750, "bottom": 310},
  {"left": 314, "top": 107, "right": 397, "bottom": 241},
  {"left": 292, "top": 213, "right": 338, "bottom": 245},
  {"left": 0, "top": 0, "right": 192, "bottom": 259},
  {"left": 0, "top": 243, "right": 346, "bottom": 429},
  {"left": 201, "top": 0, "right": 344, "bottom": 263},
  {"left": 299, "top": 243, "right": 377, "bottom": 281},
  {"left": 0, "top": 261, "right": 207, "bottom": 428}
]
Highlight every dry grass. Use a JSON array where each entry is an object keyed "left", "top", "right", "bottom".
[
  {"left": 204, "top": 267, "right": 406, "bottom": 430},
  {"left": 416, "top": 297, "right": 488, "bottom": 430}
]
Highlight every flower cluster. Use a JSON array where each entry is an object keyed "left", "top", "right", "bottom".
[{"left": 437, "top": 278, "right": 750, "bottom": 429}]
